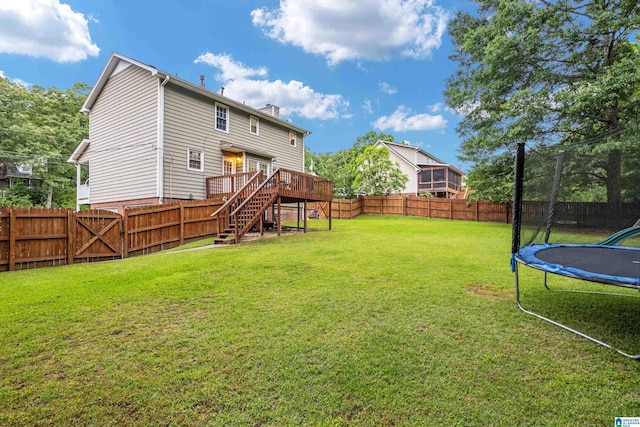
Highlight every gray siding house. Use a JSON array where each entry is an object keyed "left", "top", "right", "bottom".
[
  {"left": 68, "top": 53, "right": 310, "bottom": 213},
  {"left": 375, "top": 140, "right": 466, "bottom": 198}
]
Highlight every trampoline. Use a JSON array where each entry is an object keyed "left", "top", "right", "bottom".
[
  {"left": 516, "top": 244, "right": 640, "bottom": 288},
  {"left": 511, "top": 142, "right": 640, "bottom": 359}
]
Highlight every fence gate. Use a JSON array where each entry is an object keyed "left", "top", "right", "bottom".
[{"left": 73, "top": 211, "right": 123, "bottom": 261}]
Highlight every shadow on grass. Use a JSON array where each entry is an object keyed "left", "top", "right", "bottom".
[{"left": 517, "top": 277, "right": 640, "bottom": 355}]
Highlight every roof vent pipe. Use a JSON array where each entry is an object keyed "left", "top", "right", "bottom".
[
  {"left": 200, "top": 75, "right": 205, "bottom": 88},
  {"left": 220, "top": 86, "right": 225, "bottom": 96}
]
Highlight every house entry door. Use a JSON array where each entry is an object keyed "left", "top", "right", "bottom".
[{"left": 223, "top": 157, "right": 237, "bottom": 193}]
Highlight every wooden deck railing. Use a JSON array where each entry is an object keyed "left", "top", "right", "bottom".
[
  {"left": 208, "top": 168, "right": 333, "bottom": 244},
  {"left": 277, "top": 169, "right": 333, "bottom": 202},
  {"left": 229, "top": 172, "right": 281, "bottom": 242},
  {"left": 206, "top": 172, "right": 258, "bottom": 200},
  {"left": 210, "top": 171, "right": 264, "bottom": 235}
]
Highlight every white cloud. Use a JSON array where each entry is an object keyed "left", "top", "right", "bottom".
[
  {"left": 379, "top": 81, "right": 397, "bottom": 94},
  {"left": 251, "top": 0, "right": 449, "bottom": 65},
  {"left": 429, "top": 102, "right": 444, "bottom": 113},
  {"left": 195, "top": 53, "right": 268, "bottom": 82},
  {"left": 0, "top": 0, "right": 99, "bottom": 62},
  {"left": 0, "top": 70, "right": 30, "bottom": 87},
  {"left": 362, "top": 99, "right": 374, "bottom": 114},
  {"left": 428, "top": 102, "right": 457, "bottom": 114},
  {"left": 372, "top": 105, "right": 447, "bottom": 131},
  {"left": 195, "top": 52, "right": 349, "bottom": 120}
]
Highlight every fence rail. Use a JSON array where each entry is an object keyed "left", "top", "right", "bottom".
[
  {"left": 3, "top": 195, "right": 638, "bottom": 273},
  {"left": 316, "top": 196, "right": 511, "bottom": 222},
  {"left": 309, "top": 196, "right": 637, "bottom": 228},
  {"left": 1, "top": 199, "right": 222, "bottom": 272}
]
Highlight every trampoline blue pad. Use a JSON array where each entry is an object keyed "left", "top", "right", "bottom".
[{"left": 516, "top": 244, "right": 640, "bottom": 286}]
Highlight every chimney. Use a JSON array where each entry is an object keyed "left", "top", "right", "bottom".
[
  {"left": 259, "top": 104, "right": 280, "bottom": 118},
  {"left": 199, "top": 75, "right": 205, "bottom": 88},
  {"left": 220, "top": 86, "right": 225, "bottom": 96}
]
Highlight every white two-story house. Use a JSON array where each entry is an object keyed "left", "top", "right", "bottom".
[
  {"left": 68, "top": 52, "right": 311, "bottom": 214},
  {"left": 375, "top": 140, "right": 466, "bottom": 198}
]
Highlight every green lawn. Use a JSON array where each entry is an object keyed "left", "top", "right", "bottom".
[{"left": 1, "top": 216, "right": 639, "bottom": 426}]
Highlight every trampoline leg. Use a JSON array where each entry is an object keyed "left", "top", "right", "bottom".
[
  {"left": 514, "top": 262, "right": 640, "bottom": 360},
  {"left": 542, "top": 270, "right": 640, "bottom": 298}
]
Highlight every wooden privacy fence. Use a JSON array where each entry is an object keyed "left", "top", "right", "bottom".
[
  {"left": 320, "top": 196, "right": 511, "bottom": 222},
  {"left": 125, "top": 199, "right": 221, "bottom": 257},
  {"left": 1, "top": 199, "right": 222, "bottom": 272},
  {"left": 321, "top": 196, "right": 638, "bottom": 227},
  {"left": 0, "top": 208, "right": 123, "bottom": 272}
]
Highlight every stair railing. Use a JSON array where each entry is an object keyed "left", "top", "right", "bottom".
[
  {"left": 230, "top": 169, "right": 281, "bottom": 243},
  {"left": 210, "top": 170, "right": 264, "bottom": 235}
]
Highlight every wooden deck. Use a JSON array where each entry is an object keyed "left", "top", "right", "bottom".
[
  {"left": 206, "top": 169, "right": 333, "bottom": 203},
  {"left": 207, "top": 169, "right": 333, "bottom": 244}
]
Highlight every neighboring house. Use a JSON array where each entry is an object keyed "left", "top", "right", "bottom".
[
  {"left": 0, "top": 160, "right": 41, "bottom": 196},
  {"left": 375, "top": 140, "right": 466, "bottom": 198},
  {"left": 68, "top": 52, "right": 311, "bottom": 214}
]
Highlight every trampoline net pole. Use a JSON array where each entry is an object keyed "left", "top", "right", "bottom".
[
  {"left": 544, "top": 151, "right": 564, "bottom": 244},
  {"left": 511, "top": 142, "right": 526, "bottom": 267}
]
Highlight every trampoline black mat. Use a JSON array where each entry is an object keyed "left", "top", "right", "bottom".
[{"left": 516, "top": 244, "right": 640, "bottom": 286}]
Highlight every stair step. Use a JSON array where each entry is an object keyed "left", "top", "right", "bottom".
[{"left": 214, "top": 238, "right": 236, "bottom": 245}]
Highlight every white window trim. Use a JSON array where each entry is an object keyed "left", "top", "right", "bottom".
[
  {"left": 289, "top": 130, "right": 297, "bottom": 147},
  {"left": 187, "top": 148, "right": 204, "bottom": 172},
  {"left": 215, "top": 103, "right": 229, "bottom": 133},
  {"left": 249, "top": 115, "right": 259, "bottom": 135}
]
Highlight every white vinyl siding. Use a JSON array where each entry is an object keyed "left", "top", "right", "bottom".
[
  {"left": 163, "top": 85, "right": 305, "bottom": 200},
  {"left": 85, "top": 65, "right": 158, "bottom": 204},
  {"left": 163, "top": 86, "right": 220, "bottom": 200}
]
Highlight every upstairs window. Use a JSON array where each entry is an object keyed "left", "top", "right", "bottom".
[
  {"left": 215, "top": 104, "right": 229, "bottom": 132},
  {"left": 250, "top": 116, "right": 259, "bottom": 135},
  {"left": 289, "top": 130, "right": 297, "bottom": 147},
  {"left": 187, "top": 148, "right": 204, "bottom": 171}
]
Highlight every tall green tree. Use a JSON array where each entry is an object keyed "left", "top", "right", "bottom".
[
  {"left": 445, "top": 0, "right": 640, "bottom": 205},
  {"left": 353, "top": 146, "right": 408, "bottom": 196},
  {"left": 306, "top": 131, "right": 396, "bottom": 198},
  {"left": 0, "top": 78, "right": 89, "bottom": 207}
]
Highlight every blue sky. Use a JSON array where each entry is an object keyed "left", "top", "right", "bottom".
[{"left": 0, "top": 0, "right": 476, "bottom": 170}]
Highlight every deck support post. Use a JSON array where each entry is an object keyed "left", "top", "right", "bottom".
[
  {"left": 277, "top": 197, "right": 282, "bottom": 236},
  {"left": 303, "top": 201, "right": 307, "bottom": 233}
]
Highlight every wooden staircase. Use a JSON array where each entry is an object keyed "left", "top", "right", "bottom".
[{"left": 212, "top": 170, "right": 279, "bottom": 245}]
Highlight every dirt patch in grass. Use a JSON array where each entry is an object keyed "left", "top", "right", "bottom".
[{"left": 464, "top": 282, "right": 513, "bottom": 300}]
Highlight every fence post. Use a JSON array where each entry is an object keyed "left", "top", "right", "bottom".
[
  {"left": 450, "top": 199, "right": 453, "bottom": 220},
  {"left": 475, "top": 201, "right": 479, "bottom": 222},
  {"left": 427, "top": 197, "right": 431, "bottom": 218},
  {"left": 67, "top": 210, "right": 75, "bottom": 265},
  {"left": 123, "top": 209, "right": 129, "bottom": 258},
  {"left": 179, "top": 202, "right": 185, "bottom": 246},
  {"left": 9, "top": 208, "right": 16, "bottom": 271}
]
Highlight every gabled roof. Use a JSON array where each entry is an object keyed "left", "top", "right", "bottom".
[
  {"left": 0, "top": 160, "right": 41, "bottom": 179},
  {"left": 81, "top": 52, "right": 311, "bottom": 135},
  {"left": 375, "top": 140, "right": 465, "bottom": 176},
  {"left": 67, "top": 139, "right": 90, "bottom": 164}
]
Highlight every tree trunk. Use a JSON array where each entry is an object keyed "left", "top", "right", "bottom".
[{"left": 45, "top": 184, "right": 53, "bottom": 208}]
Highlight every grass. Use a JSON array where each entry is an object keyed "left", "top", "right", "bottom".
[{"left": 1, "top": 215, "right": 640, "bottom": 426}]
